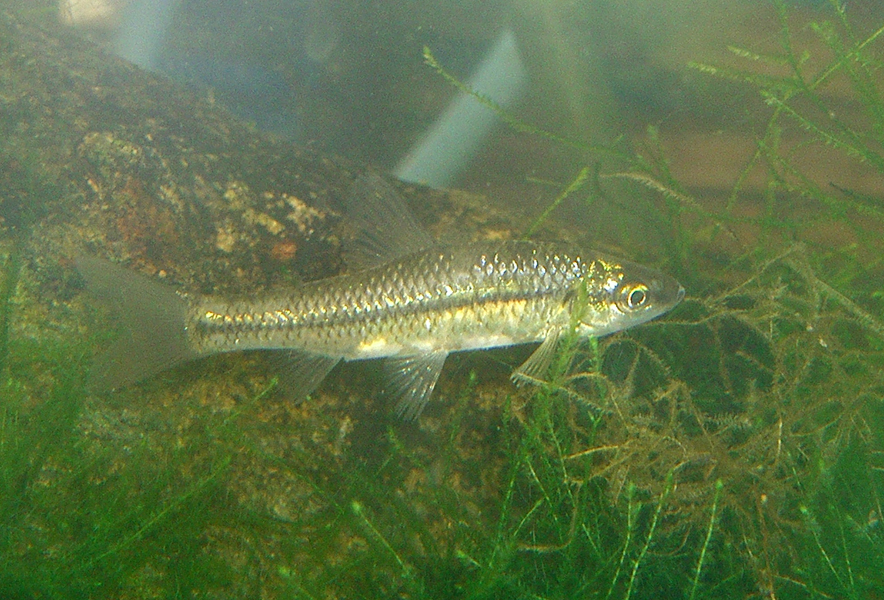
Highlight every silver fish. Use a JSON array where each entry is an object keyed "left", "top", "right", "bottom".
[{"left": 77, "top": 176, "right": 684, "bottom": 418}]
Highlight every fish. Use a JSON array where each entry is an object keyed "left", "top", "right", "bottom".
[{"left": 77, "top": 175, "right": 684, "bottom": 419}]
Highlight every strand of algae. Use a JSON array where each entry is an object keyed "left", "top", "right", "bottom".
[
  {"left": 624, "top": 474, "right": 673, "bottom": 600},
  {"left": 692, "top": 0, "right": 884, "bottom": 224},
  {"left": 406, "top": 3, "right": 881, "bottom": 598},
  {"left": 778, "top": 248, "right": 884, "bottom": 340},
  {"left": 523, "top": 166, "right": 590, "bottom": 238},
  {"left": 422, "top": 46, "right": 626, "bottom": 160},
  {"left": 73, "top": 453, "right": 233, "bottom": 574},
  {"left": 689, "top": 479, "right": 722, "bottom": 600},
  {"left": 351, "top": 500, "right": 413, "bottom": 578},
  {"left": 604, "top": 484, "right": 637, "bottom": 600}
]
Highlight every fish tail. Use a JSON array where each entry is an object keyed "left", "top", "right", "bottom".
[{"left": 76, "top": 256, "right": 198, "bottom": 392}]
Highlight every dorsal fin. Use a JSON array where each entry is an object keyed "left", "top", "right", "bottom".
[{"left": 343, "top": 174, "right": 435, "bottom": 270}]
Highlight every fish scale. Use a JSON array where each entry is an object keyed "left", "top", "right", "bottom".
[{"left": 190, "top": 241, "right": 605, "bottom": 359}]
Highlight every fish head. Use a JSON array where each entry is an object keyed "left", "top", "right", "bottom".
[{"left": 575, "top": 259, "right": 684, "bottom": 337}]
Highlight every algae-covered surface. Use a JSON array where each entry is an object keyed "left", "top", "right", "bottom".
[{"left": 2, "top": 1, "right": 884, "bottom": 599}]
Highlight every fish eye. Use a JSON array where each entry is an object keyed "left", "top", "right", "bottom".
[{"left": 620, "top": 284, "right": 649, "bottom": 311}]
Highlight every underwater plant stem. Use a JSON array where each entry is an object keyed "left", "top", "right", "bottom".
[
  {"left": 351, "top": 500, "right": 411, "bottom": 577},
  {"left": 624, "top": 474, "right": 673, "bottom": 600},
  {"left": 800, "top": 504, "right": 847, "bottom": 592},
  {"left": 481, "top": 451, "right": 523, "bottom": 588},
  {"left": 421, "top": 47, "right": 627, "bottom": 161},
  {"left": 605, "top": 484, "right": 636, "bottom": 600},
  {"left": 815, "top": 1, "right": 884, "bottom": 93},
  {"left": 524, "top": 166, "right": 590, "bottom": 238},
  {"left": 839, "top": 512, "right": 856, "bottom": 595},
  {"left": 396, "top": 30, "right": 526, "bottom": 187},
  {"left": 583, "top": 335, "right": 609, "bottom": 415},
  {"left": 220, "top": 377, "right": 278, "bottom": 428},
  {"left": 689, "top": 479, "right": 722, "bottom": 600},
  {"left": 787, "top": 255, "right": 884, "bottom": 340},
  {"left": 77, "top": 454, "right": 231, "bottom": 573}
]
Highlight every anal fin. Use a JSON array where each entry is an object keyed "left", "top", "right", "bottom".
[
  {"left": 273, "top": 350, "right": 341, "bottom": 401},
  {"left": 385, "top": 351, "right": 448, "bottom": 420}
]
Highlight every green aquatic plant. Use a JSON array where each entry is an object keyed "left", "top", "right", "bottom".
[
  {"left": 690, "top": 0, "right": 884, "bottom": 238},
  {"left": 0, "top": 343, "right": 236, "bottom": 597},
  {"left": 0, "top": 246, "right": 272, "bottom": 597},
  {"left": 568, "top": 245, "right": 882, "bottom": 597},
  {"left": 417, "top": 1, "right": 884, "bottom": 597},
  {"left": 586, "top": 2, "right": 884, "bottom": 596},
  {"left": 423, "top": 51, "right": 701, "bottom": 281}
]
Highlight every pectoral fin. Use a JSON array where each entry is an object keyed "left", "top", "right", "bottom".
[
  {"left": 511, "top": 330, "right": 561, "bottom": 386},
  {"left": 385, "top": 351, "right": 448, "bottom": 420}
]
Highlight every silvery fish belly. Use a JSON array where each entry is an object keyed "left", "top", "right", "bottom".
[{"left": 77, "top": 175, "right": 684, "bottom": 419}]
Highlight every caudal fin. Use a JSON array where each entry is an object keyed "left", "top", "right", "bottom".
[{"left": 76, "top": 257, "right": 197, "bottom": 392}]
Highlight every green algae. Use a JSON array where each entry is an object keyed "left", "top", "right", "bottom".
[{"left": 418, "top": 1, "right": 884, "bottom": 597}]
